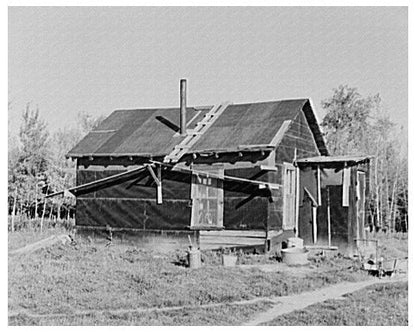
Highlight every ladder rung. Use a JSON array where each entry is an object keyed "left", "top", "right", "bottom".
[{"left": 186, "top": 131, "right": 202, "bottom": 135}]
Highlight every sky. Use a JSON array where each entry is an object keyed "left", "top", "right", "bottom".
[{"left": 8, "top": 6, "right": 408, "bottom": 143}]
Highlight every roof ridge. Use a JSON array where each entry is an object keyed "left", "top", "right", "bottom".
[
  {"left": 229, "top": 98, "right": 309, "bottom": 107},
  {"left": 112, "top": 106, "right": 211, "bottom": 112}
]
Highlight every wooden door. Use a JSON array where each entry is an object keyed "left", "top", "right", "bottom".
[
  {"left": 191, "top": 168, "right": 224, "bottom": 229},
  {"left": 283, "top": 162, "right": 296, "bottom": 230}
]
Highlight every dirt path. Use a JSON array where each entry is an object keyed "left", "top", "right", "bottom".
[
  {"left": 9, "top": 275, "right": 406, "bottom": 324},
  {"left": 243, "top": 274, "right": 407, "bottom": 326},
  {"left": 9, "top": 294, "right": 275, "bottom": 320}
]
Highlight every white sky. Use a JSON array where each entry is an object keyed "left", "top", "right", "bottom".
[{"left": 8, "top": 6, "right": 408, "bottom": 142}]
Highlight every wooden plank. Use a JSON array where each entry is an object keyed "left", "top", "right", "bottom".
[
  {"left": 90, "top": 129, "right": 117, "bottom": 133},
  {"left": 154, "top": 160, "right": 282, "bottom": 189},
  {"left": 200, "top": 230, "right": 266, "bottom": 238},
  {"left": 304, "top": 187, "right": 318, "bottom": 207},
  {"left": 282, "top": 162, "right": 296, "bottom": 230},
  {"left": 270, "top": 120, "right": 292, "bottom": 146},
  {"left": 312, "top": 206, "right": 317, "bottom": 244},
  {"left": 199, "top": 229, "right": 266, "bottom": 250},
  {"left": 146, "top": 165, "right": 160, "bottom": 186},
  {"left": 295, "top": 166, "right": 300, "bottom": 236},
  {"left": 342, "top": 166, "right": 351, "bottom": 206},
  {"left": 156, "top": 165, "right": 162, "bottom": 205},
  {"left": 46, "top": 165, "right": 147, "bottom": 198},
  {"left": 327, "top": 187, "right": 331, "bottom": 247},
  {"left": 217, "top": 169, "right": 224, "bottom": 227},
  {"left": 10, "top": 235, "right": 71, "bottom": 256},
  {"left": 317, "top": 166, "right": 321, "bottom": 205},
  {"left": 259, "top": 165, "right": 278, "bottom": 171},
  {"left": 186, "top": 110, "right": 202, "bottom": 127},
  {"left": 348, "top": 166, "right": 358, "bottom": 251}
]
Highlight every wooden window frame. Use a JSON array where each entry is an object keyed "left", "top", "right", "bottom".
[{"left": 190, "top": 166, "right": 224, "bottom": 230}]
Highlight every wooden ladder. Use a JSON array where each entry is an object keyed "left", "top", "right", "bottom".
[{"left": 163, "top": 102, "right": 230, "bottom": 163}]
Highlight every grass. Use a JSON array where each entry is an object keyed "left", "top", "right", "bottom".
[
  {"left": 9, "top": 301, "right": 274, "bottom": 326},
  {"left": 8, "top": 227, "right": 68, "bottom": 252},
  {"left": 263, "top": 281, "right": 408, "bottom": 326},
  {"left": 8, "top": 229, "right": 407, "bottom": 325},
  {"left": 375, "top": 233, "right": 408, "bottom": 260},
  {"left": 8, "top": 231, "right": 372, "bottom": 325}
]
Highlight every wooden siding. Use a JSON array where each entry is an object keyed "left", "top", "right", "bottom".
[{"left": 275, "top": 110, "right": 321, "bottom": 165}]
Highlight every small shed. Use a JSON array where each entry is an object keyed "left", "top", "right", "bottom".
[{"left": 295, "top": 155, "right": 372, "bottom": 253}]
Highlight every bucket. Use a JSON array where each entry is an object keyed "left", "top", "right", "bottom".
[
  {"left": 222, "top": 254, "right": 238, "bottom": 267},
  {"left": 287, "top": 237, "right": 304, "bottom": 249},
  {"left": 187, "top": 248, "right": 201, "bottom": 269},
  {"left": 281, "top": 247, "right": 309, "bottom": 266}
]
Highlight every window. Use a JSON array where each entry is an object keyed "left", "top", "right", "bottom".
[{"left": 190, "top": 167, "right": 224, "bottom": 229}]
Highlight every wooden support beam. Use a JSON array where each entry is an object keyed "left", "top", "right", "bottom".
[
  {"left": 146, "top": 165, "right": 160, "bottom": 186},
  {"left": 295, "top": 166, "right": 300, "bottom": 236},
  {"left": 317, "top": 166, "right": 321, "bottom": 206},
  {"left": 46, "top": 165, "right": 148, "bottom": 198},
  {"left": 312, "top": 206, "right": 317, "bottom": 244},
  {"left": 349, "top": 167, "right": 358, "bottom": 250},
  {"left": 152, "top": 160, "right": 283, "bottom": 189},
  {"left": 147, "top": 165, "right": 162, "bottom": 204},
  {"left": 304, "top": 187, "right": 318, "bottom": 207},
  {"left": 157, "top": 165, "right": 163, "bottom": 205},
  {"left": 270, "top": 120, "right": 292, "bottom": 146},
  {"left": 327, "top": 186, "right": 331, "bottom": 247},
  {"left": 259, "top": 165, "right": 278, "bottom": 171},
  {"left": 342, "top": 166, "right": 351, "bottom": 207}
]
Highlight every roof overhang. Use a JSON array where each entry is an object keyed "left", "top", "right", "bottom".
[
  {"left": 295, "top": 155, "right": 373, "bottom": 167},
  {"left": 302, "top": 100, "right": 329, "bottom": 156},
  {"left": 66, "top": 145, "right": 275, "bottom": 160}
]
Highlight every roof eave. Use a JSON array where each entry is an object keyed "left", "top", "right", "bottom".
[{"left": 295, "top": 155, "right": 373, "bottom": 166}]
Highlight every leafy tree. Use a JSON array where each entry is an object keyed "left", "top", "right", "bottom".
[
  {"left": 321, "top": 85, "right": 407, "bottom": 232},
  {"left": 9, "top": 104, "right": 50, "bottom": 220},
  {"left": 77, "top": 111, "right": 106, "bottom": 136},
  {"left": 44, "top": 112, "right": 104, "bottom": 220},
  {"left": 321, "top": 85, "right": 381, "bottom": 155},
  {"left": 8, "top": 101, "right": 106, "bottom": 229}
]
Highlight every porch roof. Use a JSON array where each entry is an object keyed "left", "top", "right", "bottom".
[{"left": 295, "top": 155, "right": 372, "bottom": 167}]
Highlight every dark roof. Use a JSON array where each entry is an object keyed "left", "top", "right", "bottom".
[
  {"left": 67, "top": 99, "right": 328, "bottom": 158},
  {"left": 295, "top": 155, "right": 372, "bottom": 165},
  {"left": 191, "top": 100, "right": 304, "bottom": 152},
  {"left": 68, "top": 107, "right": 210, "bottom": 157}
]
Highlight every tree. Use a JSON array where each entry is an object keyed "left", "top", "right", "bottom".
[
  {"left": 321, "top": 85, "right": 381, "bottom": 155},
  {"left": 321, "top": 85, "right": 408, "bottom": 232},
  {"left": 77, "top": 111, "right": 106, "bottom": 136},
  {"left": 8, "top": 101, "right": 106, "bottom": 230},
  {"left": 44, "top": 112, "right": 104, "bottom": 221},
  {"left": 9, "top": 103, "right": 50, "bottom": 222}
]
